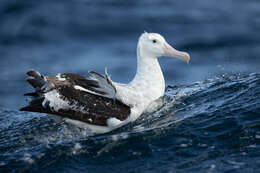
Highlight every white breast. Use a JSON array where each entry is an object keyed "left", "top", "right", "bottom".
[{"left": 114, "top": 57, "right": 165, "bottom": 121}]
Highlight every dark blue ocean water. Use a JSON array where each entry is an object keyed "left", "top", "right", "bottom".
[{"left": 0, "top": 0, "right": 260, "bottom": 172}]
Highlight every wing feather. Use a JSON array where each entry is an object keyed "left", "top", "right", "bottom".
[
  {"left": 20, "top": 70, "right": 130, "bottom": 126},
  {"left": 88, "top": 70, "right": 116, "bottom": 99}
]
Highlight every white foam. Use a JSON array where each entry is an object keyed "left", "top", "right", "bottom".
[
  {"left": 107, "top": 117, "right": 122, "bottom": 127},
  {"left": 111, "top": 133, "right": 129, "bottom": 141},
  {"left": 63, "top": 118, "right": 112, "bottom": 134},
  {"left": 71, "top": 143, "right": 82, "bottom": 155},
  {"left": 21, "top": 153, "right": 34, "bottom": 164}
]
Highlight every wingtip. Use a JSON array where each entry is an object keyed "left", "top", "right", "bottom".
[
  {"left": 26, "top": 69, "right": 37, "bottom": 76},
  {"left": 88, "top": 71, "right": 105, "bottom": 78},
  {"left": 88, "top": 70, "right": 97, "bottom": 74},
  {"left": 19, "top": 107, "right": 26, "bottom": 111}
]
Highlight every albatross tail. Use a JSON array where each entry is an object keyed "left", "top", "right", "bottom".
[
  {"left": 26, "top": 70, "right": 46, "bottom": 88},
  {"left": 20, "top": 70, "right": 48, "bottom": 111}
]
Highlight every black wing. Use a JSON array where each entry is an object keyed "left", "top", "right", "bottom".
[{"left": 20, "top": 70, "right": 130, "bottom": 126}]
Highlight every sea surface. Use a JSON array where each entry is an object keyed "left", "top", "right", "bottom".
[{"left": 0, "top": 0, "right": 260, "bottom": 172}]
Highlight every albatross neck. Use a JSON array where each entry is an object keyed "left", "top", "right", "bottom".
[{"left": 130, "top": 45, "right": 165, "bottom": 90}]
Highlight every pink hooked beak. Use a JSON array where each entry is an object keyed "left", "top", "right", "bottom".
[{"left": 163, "top": 42, "right": 190, "bottom": 63}]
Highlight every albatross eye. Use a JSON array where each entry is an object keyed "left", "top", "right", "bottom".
[{"left": 152, "top": 39, "right": 157, "bottom": 43}]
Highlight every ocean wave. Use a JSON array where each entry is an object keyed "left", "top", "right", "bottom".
[{"left": 0, "top": 72, "right": 259, "bottom": 172}]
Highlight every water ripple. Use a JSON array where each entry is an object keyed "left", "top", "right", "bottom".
[{"left": 0, "top": 73, "right": 259, "bottom": 172}]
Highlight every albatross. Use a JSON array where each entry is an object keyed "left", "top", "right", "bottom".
[{"left": 20, "top": 32, "right": 190, "bottom": 134}]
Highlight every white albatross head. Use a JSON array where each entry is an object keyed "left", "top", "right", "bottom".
[{"left": 138, "top": 32, "right": 190, "bottom": 63}]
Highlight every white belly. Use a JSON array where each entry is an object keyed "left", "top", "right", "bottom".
[{"left": 47, "top": 114, "right": 116, "bottom": 134}]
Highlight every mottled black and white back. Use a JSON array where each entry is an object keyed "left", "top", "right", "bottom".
[{"left": 20, "top": 70, "right": 131, "bottom": 131}]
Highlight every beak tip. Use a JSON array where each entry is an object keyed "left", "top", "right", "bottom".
[
  {"left": 185, "top": 53, "right": 190, "bottom": 64},
  {"left": 163, "top": 41, "right": 190, "bottom": 64}
]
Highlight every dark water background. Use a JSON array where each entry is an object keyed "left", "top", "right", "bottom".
[{"left": 0, "top": 0, "right": 260, "bottom": 172}]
